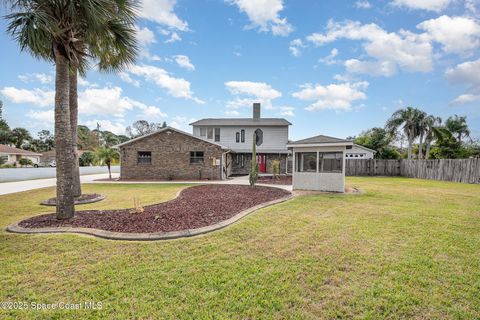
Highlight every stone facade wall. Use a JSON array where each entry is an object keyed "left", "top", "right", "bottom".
[
  {"left": 230, "top": 153, "right": 288, "bottom": 175},
  {"left": 120, "top": 130, "right": 224, "bottom": 180}
]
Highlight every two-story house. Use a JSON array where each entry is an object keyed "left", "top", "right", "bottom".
[{"left": 190, "top": 103, "right": 291, "bottom": 176}]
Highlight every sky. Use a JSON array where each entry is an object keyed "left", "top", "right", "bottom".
[{"left": 0, "top": 0, "right": 479, "bottom": 141}]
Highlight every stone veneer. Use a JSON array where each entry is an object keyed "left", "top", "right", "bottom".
[{"left": 120, "top": 130, "right": 225, "bottom": 180}]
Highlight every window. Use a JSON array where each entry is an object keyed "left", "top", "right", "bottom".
[
  {"left": 319, "top": 152, "right": 343, "bottom": 173},
  {"left": 207, "top": 128, "right": 213, "bottom": 139},
  {"left": 234, "top": 154, "right": 245, "bottom": 167},
  {"left": 236, "top": 132, "right": 240, "bottom": 143},
  {"left": 255, "top": 128, "right": 263, "bottom": 146},
  {"left": 295, "top": 152, "right": 317, "bottom": 172},
  {"left": 137, "top": 151, "right": 152, "bottom": 165},
  {"left": 200, "top": 127, "right": 206, "bottom": 137},
  {"left": 214, "top": 128, "right": 220, "bottom": 142},
  {"left": 190, "top": 151, "right": 204, "bottom": 164},
  {"left": 0, "top": 155, "right": 8, "bottom": 163},
  {"left": 241, "top": 129, "right": 245, "bottom": 143}
]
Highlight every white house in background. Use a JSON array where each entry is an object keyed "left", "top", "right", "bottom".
[
  {"left": 0, "top": 144, "right": 42, "bottom": 166},
  {"left": 287, "top": 135, "right": 353, "bottom": 192},
  {"left": 346, "top": 144, "right": 376, "bottom": 159}
]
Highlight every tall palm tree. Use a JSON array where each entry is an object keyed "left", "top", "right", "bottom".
[
  {"left": 422, "top": 116, "right": 452, "bottom": 159},
  {"left": 445, "top": 115, "right": 470, "bottom": 143},
  {"left": 386, "top": 107, "right": 426, "bottom": 159},
  {"left": 5, "top": 0, "right": 137, "bottom": 219}
]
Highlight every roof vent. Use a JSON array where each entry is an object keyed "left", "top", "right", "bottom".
[{"left": 253, "top": 103, "right": 261, "bottom": 120}]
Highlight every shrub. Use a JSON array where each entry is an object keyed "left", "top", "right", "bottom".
[
  {"left": 18, "top": 158, "right": 33, "bottom": 167},
  {"left": 271, "top": 159, "right": 281, "bottom": 179},
  {"left": 79, "top": 151, "right": 96, "bottom": 166}
]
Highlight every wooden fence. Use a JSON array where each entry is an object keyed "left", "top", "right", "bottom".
[{"left": 345, "top": 158, "right": 480, "bottom": 184}]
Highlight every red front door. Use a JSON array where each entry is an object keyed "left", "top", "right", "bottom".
[{"left": 257, "top": 154, "right": 266, "bottom": 173}]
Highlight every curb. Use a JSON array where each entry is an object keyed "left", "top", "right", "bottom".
[
  {"left": 6, "top": 193, "right": 293, "bottom": 241},
  {"left": 40, "top": 195, "right": 106, "bottom": 206}
]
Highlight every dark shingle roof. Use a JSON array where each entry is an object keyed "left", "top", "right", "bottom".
[
  {"left": 288, "top": 135, "right": 352, "bottom": 145},
  {"left": 190, "top": 118, "right": 291, "bottom": 126}
]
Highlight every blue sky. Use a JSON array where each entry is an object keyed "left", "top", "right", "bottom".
[{"left": 0, "top": 0, "right": 479, "bottom": 141}]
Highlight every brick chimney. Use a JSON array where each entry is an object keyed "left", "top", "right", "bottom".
[{"left": 253, "top": 103, "right": 261, "bottom": 120}]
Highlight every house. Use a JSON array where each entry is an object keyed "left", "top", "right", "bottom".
[
  {"left": 287, "top": 135, "right": 353, "bottom": 192},
  {"left": 40, "top": 149, "right": 89, "bottom": 164},
  {"left": 346, "top": 144, "right": 376, "bottom": 159},
  {"left": 190, "top": 103, "right": 291, "bottom": 176},
  {"left": 117, "top": 127, "right": 229, "bottom": 180},
  {"left": 0, "top": 144, "right": 42, "bottom": 166}
]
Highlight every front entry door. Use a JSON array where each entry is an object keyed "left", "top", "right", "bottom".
[{"left": 257, "top": 154, "right": 266, "bottom": 173}]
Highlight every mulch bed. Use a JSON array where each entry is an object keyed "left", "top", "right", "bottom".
[
  {"left": 40, "top": 193, "right": 105, "bottom": 206},
  {"left": 20, "top": 185, "right": 290, "bottom": 233},
  {"left": 258, "top": 175, "right": 292, "bottom": 185}
]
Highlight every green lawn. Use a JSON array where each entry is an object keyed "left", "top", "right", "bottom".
[{"left": 1, "top": 178, "right": 479, "bottom": 319}]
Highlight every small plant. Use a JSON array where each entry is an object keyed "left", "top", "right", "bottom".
[
  {"left": 18, "top": 158, "right": 33, "bottom": 167},
  {"left": 272, "top": 159, "right": 281, "bottom": 180},
  {"left": 130, "top": 197, "right": 144, "bottom": 214}
]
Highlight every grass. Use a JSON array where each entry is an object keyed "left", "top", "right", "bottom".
[{"left": 0, "top": 177, "right": 479, "bottom": 319}]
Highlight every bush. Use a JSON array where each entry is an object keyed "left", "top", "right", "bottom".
[
  {"left": 79, "top": 151, "right": 96, "bottom": 166},
  {"left": 18, "top": 158, "right": 33, "bottom": 167},
  {"left": 271, "top": 159, "right": 281, "bottom": 179},
  {"left": 0, "top": 164, "right": 15, "bottom": 168}
]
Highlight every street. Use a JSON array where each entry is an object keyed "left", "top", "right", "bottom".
[{"left": 0, "top": 166, "right": 120, "bottom": 183}]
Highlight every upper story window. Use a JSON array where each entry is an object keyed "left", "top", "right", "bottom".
[
  {"left": 214, "top": 128, "right": 220, "bottom": 142},
  {"left": 207, "top": 128, "right": 213, "bottom": 139},
  {"left": 137, "top": 151, "right": 152, "bottom": 165},
  {"left": 200, "top": 127, "right": 206, "bottom": 137},
  {"left": 236, "top": 132, "right": 240, "bottom": 143},
  {"left": 241, "top": 129, "right": 245, "bottom": 143},
  {"left": 190, "top": 151, "right": 204, "bottom": 164},
  {"left": 255, "top": 128, "right": 263, "bottom": 146}
]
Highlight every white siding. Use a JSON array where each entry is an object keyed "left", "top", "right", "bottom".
[
  {"left": 345, "top": 145, "right": 375, "bottom": 159},
  {"left": 192, "top": 125, "right": 288, "bottom": 152}
]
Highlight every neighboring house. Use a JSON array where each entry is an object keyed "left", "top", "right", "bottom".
[
  {"left": 117, "top": 127, "right": 229, "bottom": 180},
  {"left": 346, "top": 144, "right": 376, "bottom": 159},
  {"left": 287, "top": 135, "right": 353, "bottom": 192},
  {"left": 40, "top": 149, "right": 88, "bottom": 164},
  {"left": 190, "top": 103, "right": 291, "bottom": 176},
  {"left": 0, "top": 144, "right": 42, "bottom": 166}
]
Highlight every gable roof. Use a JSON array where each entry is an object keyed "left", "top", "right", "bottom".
[
  {"left": 287, "top": 135, "right": 353, "bottom": 146},
  {"left": 351, "top": 144, "right": 377, "bottom": 153},
  {"left": 0, "top": 144, "right": 42, "bottom": 156},
  {"left": 190, "top": 118, "right": 291, "bottom": 126},
  {"left": 115, "top": 126, "right": 230, "bottom": 150}
]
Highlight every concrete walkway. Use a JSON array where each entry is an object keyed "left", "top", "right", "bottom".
[
  {"left": 0, "top": 174, "right": 292, "bottom": 195},
  {"left": 0, "top": 173, "right": 119, "bottom": 195}
]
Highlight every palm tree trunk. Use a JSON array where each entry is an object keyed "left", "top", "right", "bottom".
[
  {"left": 425, "top": 140, "right": 432, "bottom": 160},
  {"left": 107, "top": 161, "right": 111, "bottom": 180},
  {"left": 418, "top": 133, "right": 424, "bottom": 159},
  {"left": 70, "top": 69, "right": 81, "bottom": 197},
  {"left": 54, "top": 47, "right": 75, "bottom": 219},
  {"left": 407, "top": 136, "right": 413, "bottom": 159}
]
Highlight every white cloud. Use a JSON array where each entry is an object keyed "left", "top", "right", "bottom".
[
  {"left": 345, "top": 59, "right": 397, "bottom": 76},
  {"left": 319, "top": 48, "right": 339, "bottom": 65},
  {"left": 173, "top": 55, "right": 195, "bottom": 71},
  {"left": 85, "top": 120, "right": 127, "bottom": 135},
  {"left": 127, "top": 64, "right": 204, "bottom": 103},
  {"left": 279, "top": 106, "right": 295, "bottom": 117},
  {"left": 225, "top": 110, "right": 240, "bottom": 116},
  {"left": 227, "top": 0, "right": 293, "bottom": 36},
  {"left": 18, "top": 73, "right": 53, "bottom": 84},
  {"left": 289, "top": 38, "right": 305, "bottom": 57},
  {"left": 165, "top": 31, "right": 182, "bottom": 43},
  {"left": 27, "top": 109, "right": 54, "bottom": 124},
  {"left": 169, "top": 116, "right": 196, "bottom": 131},
  {"left": 355, "top": 0, "right": 372, "bottom": 9},
  {"left": 1, "top": 87, "right": 54, "bottom": 107},
  {"left": 225, "top": 81, "right": 282, "bottom": 110},
  {"left": 306, "top": 20, "right": 433, "bottom": 76},
  {"left": 392, "top": 0, "right": 452, "bottom": 12},
  {"left": 118, "top": 72, "right": 140, "bottom": 87},
  {"left": 136, "top": 26, "right": 156, "bottom": 46},
  {"left": 292, "top": 81, "right": 369, "bottom": 112},
  {"left": 445, "top": 59, "right": 480, "bottom": 106},
  {"left": 139, "top": 0, "right": 188, "bottom": 31},
  {"left": 417, "top": 15, "right": 480, "bottom": 55}
]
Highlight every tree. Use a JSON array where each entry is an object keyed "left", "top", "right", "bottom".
[
  {"left": 126, "top": 120, "right": 163, "bottom": 138},
  {"left": 422, "top": 116, "right": 451, "bottom": 159},
  {"left": 249, "top": 132, "right": 258, "bottom": 187},
  {"left": 79, "top": 151, "right": 96, "bottom": 167},
  {"left": 0, "top": 100, "right": 13, "bottom": 145},
  {"left": 386, "top": 107, "right": 426, "bottom": 159},
  {"left": 355, "top": 127, "right": 400, "bottom": 159},
  {"left": 5, "top": 0, "right": 137, "bottom": 219},
  {"left": 445, "top": 115, "right": 470, "bottom": 143},
  {"left": 96, "top": 147, "right": 119, "bottom": 180},
  {"left": 10, "top": 127, "right": 32, "bottom": 148}
]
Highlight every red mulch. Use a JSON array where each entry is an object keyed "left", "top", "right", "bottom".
[
  {"left": 19, "top": 185, "right": 290, "bottom": 233},
  {"left": 258, "top": 175, "right": 292, "bottom": 185}
]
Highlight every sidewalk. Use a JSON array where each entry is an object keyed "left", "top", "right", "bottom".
[{"left": 0, "top": 173, "right": 119, "bottom": 195}]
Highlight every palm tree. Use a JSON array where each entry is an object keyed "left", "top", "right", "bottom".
[
  {"left": 5, "top": 0, "right": 137, "bottom": 219},
  {"left": 96, "top": 147, "right": 119, "bottom": 180},
  {"left": 386, "top": 107, "right": 426, "bottom": 159},
  {"left": 445, "top": 115, "right": 470, "bottom": 143},
  {"left": 422, "top": 116, "right": 452, "bottom": 159}
]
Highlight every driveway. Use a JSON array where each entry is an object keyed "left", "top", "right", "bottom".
[
  {"left": 0, "top": 173, "right": 119, "bottom": 195},
  {"left": 0, "top": 166, "right": 120, "bottom": 183}
]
